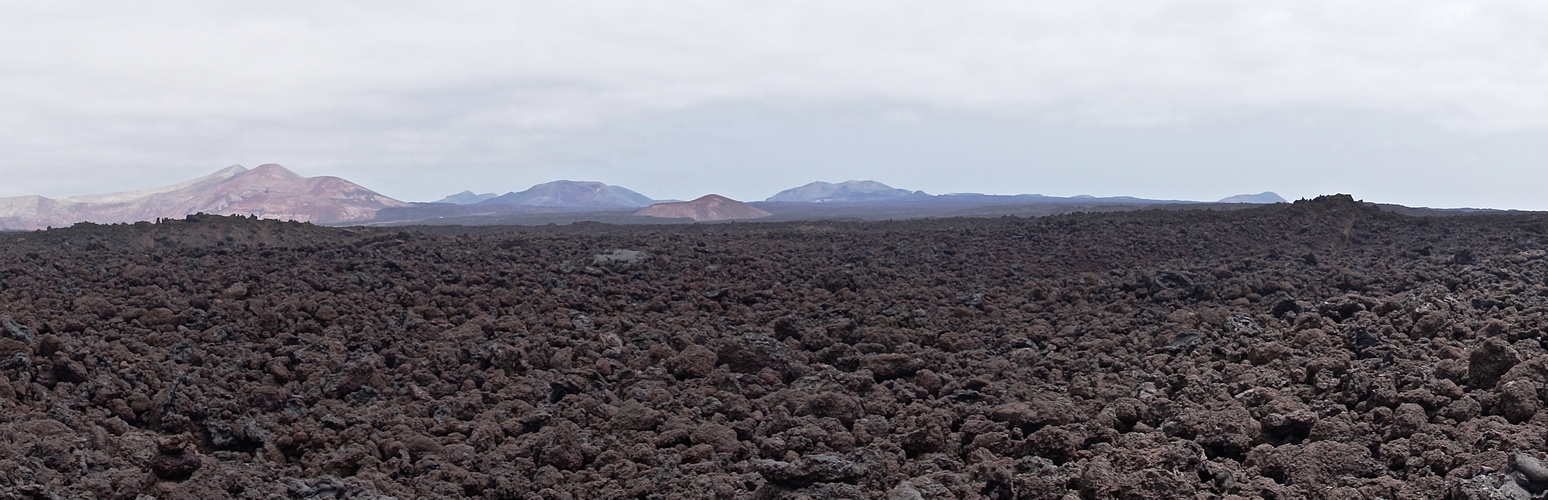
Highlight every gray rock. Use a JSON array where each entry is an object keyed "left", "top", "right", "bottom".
[
  {"left": 288, "top": 474, "right": 399, "bottom": 500},
  {"left": 752, "top": 454, "right": 865, "bottom": 487},
  {"left": 593, "top": 249, "right": 649, "bottom": 265},
  {"left": 1164, "top": 332, "right": 1203, "bottom": 351},
  {"left": 887, "top": 481, "right": 924, "bottom": 500},
  {"left": 0, "top": 352, "right": 32, "bottom": 371},
  {"left": 1512, "top": 452, "right": 1548, "bottom": 484},
  {"left": 1501, "top": 477, "right": 1533, "bottom": 500},
  {"left": 208, "top": 421, "right": 237, "bottom": 449},
  {"left": 1452, "top": 474, "right": 1529, "bottom": 500},
  {"left": 289, "top": 475, "right": 347, "bottom": 499},
  {"left": 2, "top": 318, "right": 33, "bottom": 344}
]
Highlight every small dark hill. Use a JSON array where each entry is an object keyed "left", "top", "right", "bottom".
[{"left": 635, "top": 194, "right": 772, "bottom": 221}]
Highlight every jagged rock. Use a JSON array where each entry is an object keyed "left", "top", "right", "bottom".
[
  {"left": 1, "top": 318, "right": 34, "bottom": 344},
  {"left": 593, "top": 249, "right": 649, "bottom": 265}
]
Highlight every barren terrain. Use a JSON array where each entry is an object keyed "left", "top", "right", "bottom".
[{"left": 2, "top": 196, "right": 1547, "bottom": 498}]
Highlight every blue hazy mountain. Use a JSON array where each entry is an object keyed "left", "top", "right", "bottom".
[
  {"left": 767, "top": 181, "right": 1287, "bottom": 206},
  {"left": 1217, "top": 192, "right": 1288, "bottom": 204},
  {"left": 433, "top": 190, "right": 499, "bottom": 204},
  {"left": 766, "top": 180, "right": 931, "bottom": 203},
  {"left": 479, "top": 180, "right": 654, "bottom": 209}
]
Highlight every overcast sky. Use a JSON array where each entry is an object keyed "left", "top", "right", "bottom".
[{"left": 4, "top": 1, "right": 1548, "bottom": 208}]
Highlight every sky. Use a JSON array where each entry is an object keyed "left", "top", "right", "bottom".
[{"left": 4, "top": 1, "right": 1548, "bottom": 208}]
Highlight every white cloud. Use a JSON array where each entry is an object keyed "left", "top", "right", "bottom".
[
  {"left": 8, "top": 1, "right": 1548, "bottom": 126},
  {"left": 1, "top": 1, "right": 1547, "bottom": 203}
]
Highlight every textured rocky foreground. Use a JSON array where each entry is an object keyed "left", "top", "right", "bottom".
[{"left": 3, "top": 197, "right": 1548, "bottom": 498}]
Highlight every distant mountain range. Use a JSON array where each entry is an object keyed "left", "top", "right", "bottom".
[
  {"left": 762, "top": 180, "right": 1284, "bottom": 207},
  {"left": 430, "top": 179, "right": 1283, "bottom": 209},
  {"left": 0, "top": 167, "right": 1293, "bottom": 230},
  {"left": 379, "top": 179, "right": 1291, "bottom": 226},
  {"left": 0, "top": 164, "right": 405, "bottom": 230}
]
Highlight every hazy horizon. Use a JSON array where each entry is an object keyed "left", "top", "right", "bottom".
[{"left": 5, "top": 2, "right": 1548, "bottom": 209}]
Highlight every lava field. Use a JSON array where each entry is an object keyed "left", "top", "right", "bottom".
[{"left": 5, "top": 196, "right": 1548, "bottom": 499}]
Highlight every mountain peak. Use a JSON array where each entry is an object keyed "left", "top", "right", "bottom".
[
  {"left": 0, "top": 164, "right": 404, "bottom": 229},
  {"left": 249, "top": 164, "right": 302, "bottom": 179},
  {"left": 480, "top": 180, "right": 654, "bottom": 208},
  {"left": 767, "top": 180, "right": 928, "bottom": 203},
  {"left": 837, "top": 180, "right": 893, "bottom": 189},
  {"left": 539, "top": 180, "right": 603, "bottom": 188}
]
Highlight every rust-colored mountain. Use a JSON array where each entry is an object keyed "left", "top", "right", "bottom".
[
  {"left": 634, "top": 194, "right": 772, "bottom": 221},
  {"left": 0, "top": 164, "right": 407, "bottom": 230}
]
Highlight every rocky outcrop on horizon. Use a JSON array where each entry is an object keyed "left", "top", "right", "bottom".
[
  {"left": 635, "top": 194, "right": 772, "bottom": 221},
  {"left": 0, "top": 164, "right": 407, "bottom": 230},
  {"left": 480, "top": 180, "right": 654, "bottom": 209}
]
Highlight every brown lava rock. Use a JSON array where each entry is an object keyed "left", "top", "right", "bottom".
[
  {"left": 149, "top": 435, "right": 201, "bottom": 481},
  {"left": 670, "top": 344, "right": 718, "bottom": 379},
  {"left": 1469, "top": 337, "right": 1521, "bottom": 388}
]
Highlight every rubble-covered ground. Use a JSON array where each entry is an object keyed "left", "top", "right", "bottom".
[{"left": 3, "top": 196, "right": 1548, "bottom": 499}]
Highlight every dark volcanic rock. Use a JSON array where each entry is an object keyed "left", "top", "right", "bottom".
[
  {"left": 148, "top": 436, "right": 201, "bottom": 481},
  {"left": 1470, "top": 337, "right": 1521, "bottom": 389},
  {"left": 2, "top": 199, "right": 1548, "bottom": 498},
  {"left": 1164, "top": 403, "right": 1260, "bottom": 460},
  {"left": 712, "top": 332, "right": 803, "bottom": 379},
  {"left": 1498, "top": 380, "right": 1541, "bottom": 424},
  {"left": 858, "top": 353, "right": 921, "bottom": 380},
  {"left": 670, "top": 344, "right": 719, "bottom": 378},
  {"left": 1247, "top": 440, "right": 1381, "bottom": 487}
]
